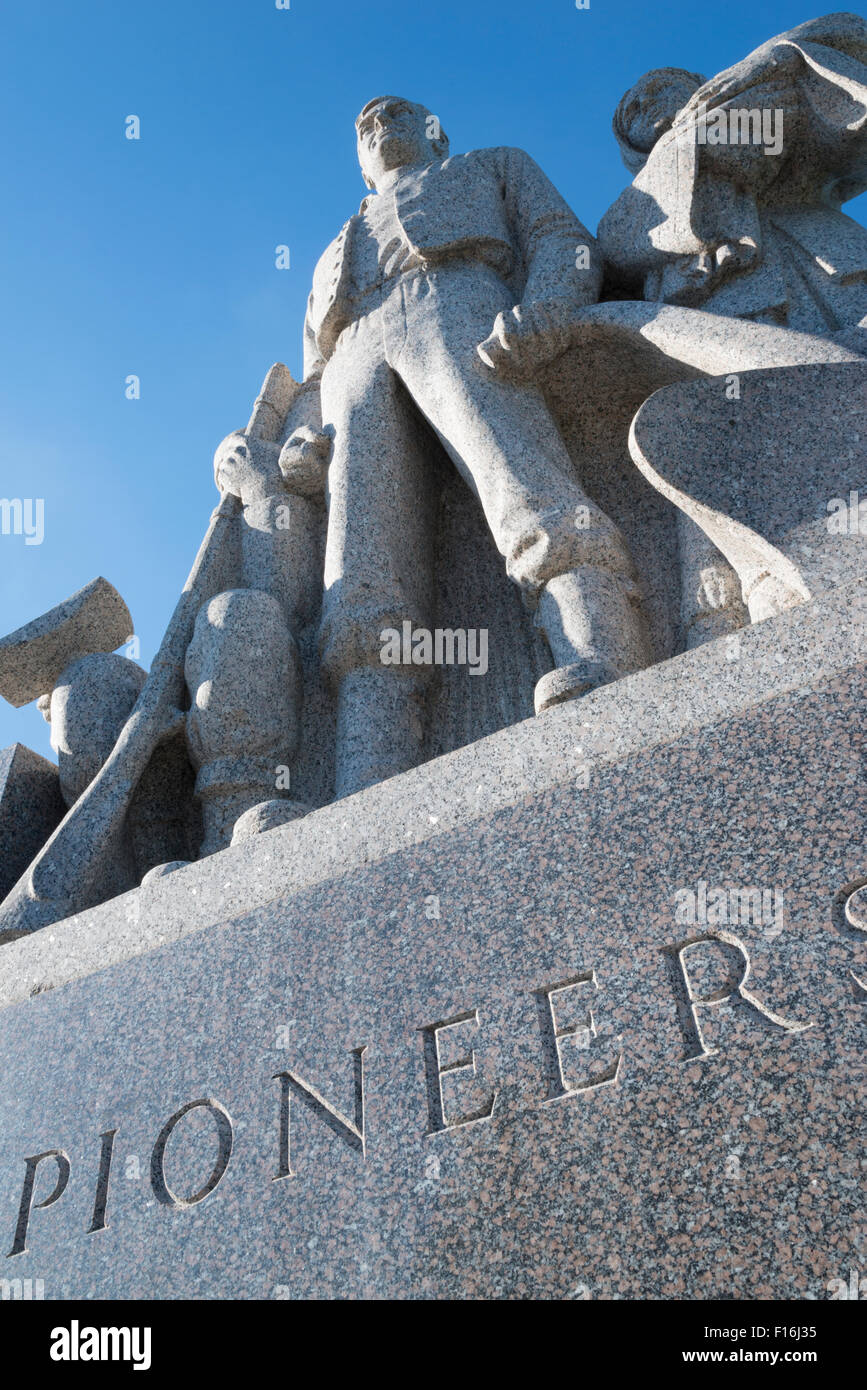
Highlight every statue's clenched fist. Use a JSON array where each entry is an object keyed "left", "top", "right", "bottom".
[
  {"left": 214, "top": 426, "right": 332, "bottom": 504},
  {"left": 213, "top": 431, "right": 284, "bottom": 504}
]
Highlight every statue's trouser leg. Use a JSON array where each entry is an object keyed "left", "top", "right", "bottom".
[
  {"left": 241, "top": 493, "right": 323, "bottom": 634},
  {"left": 320, "top": 322, "right": 437, "bottom": 799},
  {"left": 185, "top": 588, "right": 300, "bottom": 854},
  {"left": 386, "top": 266, "right": 650, "bottom": 709},
  {"left": 49, "top": 652, "right": 148, "bottom": 896},
  {"left": 227, "top": 493, "right": 321, "bottom": 834},
  {"left": 334, "top": 666, "right": 429, "bottom": 799}
]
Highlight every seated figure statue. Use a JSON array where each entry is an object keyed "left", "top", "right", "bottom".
[
  {"left": 596, "top": 12, "right": 867, "bottom": 647},
  {"left": 598, "top": 12, "right": 867, "bottom": 339}
]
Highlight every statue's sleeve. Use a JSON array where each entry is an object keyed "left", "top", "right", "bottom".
[
  {"left": 500, "top": 147, "right": 603, "bottom": 308},
  {"left": 776, "top": 11, "right": 867, "bottom": 63},
  {"left": 774, "top": 21, "right": 867, "bottom": 201},
  {"left": 596, "top": 182, "right": 665, "bottom": 284},
  {"left": 674, "top": 16, "right": 867, "bottom": 196},
  {"left": 302, "top": 290, "right": 327, "bottom": 383}
]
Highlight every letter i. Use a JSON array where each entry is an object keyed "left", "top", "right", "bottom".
[{"left": 87, "top": 1129, "right": 118, "bottom": 1233}]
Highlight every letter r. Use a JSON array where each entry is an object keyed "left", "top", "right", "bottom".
[{"left": 669, "top": 930, "right": 813, "bottom": 1059}]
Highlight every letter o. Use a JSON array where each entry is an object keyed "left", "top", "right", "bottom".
[{"left": 150, "top": 1099, "right": 234, "bottom": 1208}]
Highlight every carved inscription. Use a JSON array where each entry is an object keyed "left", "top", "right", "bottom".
[
  {"left": 150, "top": 1099, "right": 234, "bottom": 1209},
  {"left": 669, "top": 931, "right": 814, "bottom": 1061},
  {"left": 4, "top": 929, "right": 822, "bottom": 1256},
  {"left": 843, "top": 885, "right": 867, "bottom": 994},
  {"left": 87, "top": 1129, "right": 117, "bottom": 1234},
  {"left": 7, "top": 1150, "right": 70, "bottom": 1257},
  {"left": 534, "top": 973, "right": 622, "bottom": 1100},
  {"left": 420, "top": 1010, "right": 498, "bottom": 1132},
  {"left": 273, "top": 1045, "right": 367, "bottom": 1179}
]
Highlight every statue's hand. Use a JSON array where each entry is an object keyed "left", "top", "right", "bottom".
[
  {"left": 278, "top": 425, "right": 333, "bottom": 499},
  {"left": 213, "top": 431, "right": 284, "bottom": 504},
  {"left": 477, "top": 301, "right": 574, "bottom": 379}
]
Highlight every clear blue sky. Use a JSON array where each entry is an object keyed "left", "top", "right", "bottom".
[{"left": 2, "top": 0, "right": 865, "bottom": 761}]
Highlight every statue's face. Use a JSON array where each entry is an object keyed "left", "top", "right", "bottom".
[{"left": 356, "top": 98, "right": 434, "bottom": 188}]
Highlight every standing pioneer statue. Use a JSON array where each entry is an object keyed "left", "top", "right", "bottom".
[{"left": 218, "top": 96, "right": 650, "bottom": 797}]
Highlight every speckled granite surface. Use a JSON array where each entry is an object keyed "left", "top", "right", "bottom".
[
  {"left": 1, "top": 653, "right": 864, "bottom": 1298},
  {"left": 0, "top": 745, "right": 65, "bottom": 904}
]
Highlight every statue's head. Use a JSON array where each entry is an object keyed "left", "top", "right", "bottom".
[
  {"left": 613, "top": 67, "right": 705, "bottom": 174},
  {"left": 356, "top": 96, "right": 449, "bottom": 190}
]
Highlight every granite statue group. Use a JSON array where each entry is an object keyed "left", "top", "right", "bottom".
[{"left": 2, "top": 13, "right": 866, "bottom": 937}]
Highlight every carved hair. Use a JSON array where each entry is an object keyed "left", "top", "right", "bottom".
[
  {"left": 613, "top": 67, "right": 705, "bottom": 175},
  {"left": 356, "top": 96, "right": 450, "bottom": 189}
]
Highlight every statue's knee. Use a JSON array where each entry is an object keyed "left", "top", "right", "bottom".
[
  {"left": 185, "top": 589, "right": 300, "bottom": 766},
  {"left": 319, "top": 603, "right": 435, "bottom": 690},
  {"left": 504, "top": 504, "right": 633, "bottom": 594}
]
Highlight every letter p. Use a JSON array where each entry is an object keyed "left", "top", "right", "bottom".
[{"left": 7, "top": 1150, "right": 71, "bottom": 1257}]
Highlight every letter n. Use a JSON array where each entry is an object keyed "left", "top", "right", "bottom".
[{"left": 273, "top": 1047, "right": 367, "bottom": 1178}]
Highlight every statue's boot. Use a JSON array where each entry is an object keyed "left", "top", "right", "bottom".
[{"left": 533, "top": 567, "right": 650, "bottom": 714}]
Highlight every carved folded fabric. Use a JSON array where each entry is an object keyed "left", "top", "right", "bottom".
[{"left": 598, "top": 13, "right": 867, "bottom": 333}]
